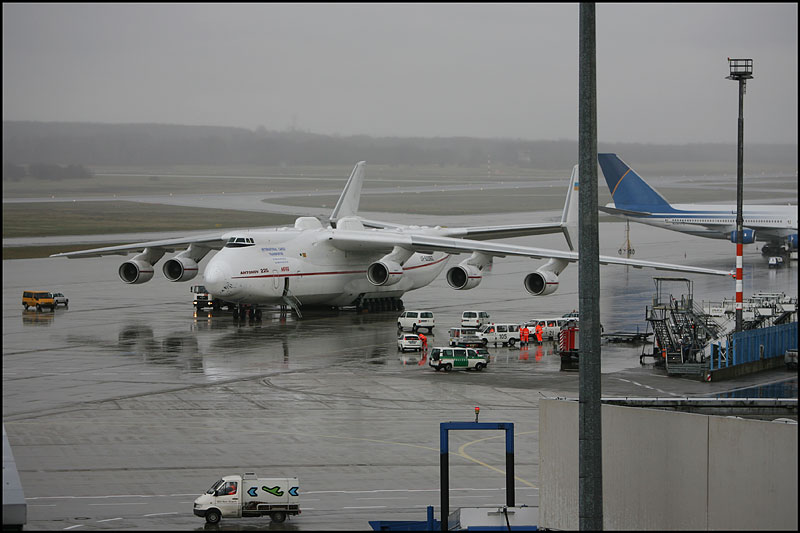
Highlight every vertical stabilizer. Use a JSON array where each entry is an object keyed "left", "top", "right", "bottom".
[
  {"left": 598, "top": 153, "right": 671, "bottom": 211},
  {"left": 560, "top": 165, "right": 579, "bottom": 251},
  {"left": 330, "top": 161, "right": 366, "bottom": 227}
]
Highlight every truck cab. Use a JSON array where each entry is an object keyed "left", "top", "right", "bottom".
[{"left": 194, "top": 473, "right": 300, "bottom": 524}]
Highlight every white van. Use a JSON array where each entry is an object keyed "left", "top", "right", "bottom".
[
  {"left": 476, "top": 323, "right": 521, "bottom": 347},
  {"left": 461, "top": 310, "right": 491, "bottom": 328},
  {"left": 428, "top": 347, "right": 489, "bottom": 372},
  {"left": 525, "top": 317, "right": 572, "bottom": 340},
  {"left": 397, "top": 310, "right": 435, "bottom": 332}
]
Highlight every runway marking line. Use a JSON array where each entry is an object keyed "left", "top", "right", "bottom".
[{"left": 457, "top": 431, "right": 537, "bottom": 488}]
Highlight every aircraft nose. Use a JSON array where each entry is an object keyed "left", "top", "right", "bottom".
[{"left": 203, "top": 257, "right": 230, "bottom": 296}]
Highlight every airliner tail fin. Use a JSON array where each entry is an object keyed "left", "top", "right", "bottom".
[
  {"left": 330, "top": 161, "right": 366, "bottom": 227},
  {"left": 598, "top": 153, "right": 672, "bottom": 211}
]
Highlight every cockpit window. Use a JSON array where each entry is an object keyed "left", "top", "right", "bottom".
[{"left": 225, "top": 237, "right": 255, "bottom": 248}]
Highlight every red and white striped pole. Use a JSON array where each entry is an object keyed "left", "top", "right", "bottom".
[
  {"left": 726, "top": 58, "right": 752, "bottom": 334},
  {"left": 736, "top": 241, "right": 743, "bottom": 329}
]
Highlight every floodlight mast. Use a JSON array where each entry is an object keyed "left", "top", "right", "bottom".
[{"left": 726, "top": 58, "right": 753, "bottom": 334}]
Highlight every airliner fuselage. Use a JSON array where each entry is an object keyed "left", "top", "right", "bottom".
[{"left": 203, "top": 227, "right": 450, "bottom": 307}]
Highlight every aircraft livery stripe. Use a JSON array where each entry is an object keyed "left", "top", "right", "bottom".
[
  {"left": 231, "top": 255, "right": 449, "bottom": 279},
  {"left": 610, "top": 168, "right": 631, "bottom": 198}
]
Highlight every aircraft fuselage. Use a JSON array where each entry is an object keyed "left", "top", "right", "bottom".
[{"left": 203, "top": 228, "right": 450, "bottom": 307}]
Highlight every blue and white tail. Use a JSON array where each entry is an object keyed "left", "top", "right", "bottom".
[{"left": 598, "top": 153, "right": 672, "bottom": 212}]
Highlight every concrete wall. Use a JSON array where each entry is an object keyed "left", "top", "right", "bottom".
[{"left": 539, "top": 399, "right": 797, "bottom": 530}]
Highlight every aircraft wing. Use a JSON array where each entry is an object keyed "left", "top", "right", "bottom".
[
  {"left": 49, "top": 233, "right": 227, "bottom": 258},
  {"left": 329, "top": 230, "right": 732, "bottom": 277},
  {"left": 437, "top": 223, "right": 566, "bottom": 240}
]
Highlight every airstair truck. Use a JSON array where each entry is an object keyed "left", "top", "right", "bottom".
[{"left": 193, "top": 473, "right": 300, "bottom": 524}]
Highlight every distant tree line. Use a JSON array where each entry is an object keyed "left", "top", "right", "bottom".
[
  {"left": 3, "top": 161, "right": 93, "bottom": 182},
  {"left": 2, "top": 121, "right": 797, "bottom": 172}
]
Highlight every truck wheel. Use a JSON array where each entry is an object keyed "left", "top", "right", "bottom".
[
  {"left": 475, "top": 363, "right": 485, "bottom": 371},
  {"left": 443, "top": 363, "right": 452, "bottom": 372},
  {"left": 412, "top": 324, "right": 418, "bottom": 333},
  {"left": 508, "top": 338, "right": 516, "bottom": 347},
  {"left": 205, "top": 509, "right": 221, "bottom": 524},
  {"left": 270, "top": 511, "right": 287, "bottom": 523}
]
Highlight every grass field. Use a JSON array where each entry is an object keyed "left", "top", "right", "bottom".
[{"left": 2, "top": 201, "right": 299, "bottom": 238}]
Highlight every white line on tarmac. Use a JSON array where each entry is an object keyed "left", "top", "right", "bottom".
[
  {"left": 97, "top": 518, "right": 123, "bottom": 523},
  {"left": 89, "top": 502, "right": 148, "bottom": 506},
  {"left": 144, "top": 512, "right": 178, "bottom": 517},
  {"left": 63, "top": 526, "right": 85, "bottom": 530},
  {"left": 343, "top": 505, "right": 387, "bottom": 509}
]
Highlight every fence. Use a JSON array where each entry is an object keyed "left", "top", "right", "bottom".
[{"left": 710, "top": 322, "right": 797, "bottom": 370}]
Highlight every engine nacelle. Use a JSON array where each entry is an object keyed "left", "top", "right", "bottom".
[
  {"left": 367, "top": 260, "right": 404, "bottom": 286},
  {"left": 446, "top": 264, "right": 483, "bottom": 290},
  {"left": 162, "top": 257, "right": 199, "bottom": 282},
  {"left": 730, "top": 229, "right": 756, "bottom": 244},
  {"left": 524, "top": 270, "right": 559, "bottom": 296},
  {"left": 119, "top": 259, "right": 155, "bottom": 284}
]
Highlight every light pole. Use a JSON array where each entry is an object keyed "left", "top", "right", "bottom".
[{"left": 726, "top": 58, "right": 752, "bottom": 334}]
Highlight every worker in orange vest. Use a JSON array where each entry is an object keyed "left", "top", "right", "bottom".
[
  {"left": 520, "top": 325, "right": 529, "bottom": 346},
  {"left": 418, "top": 332, "right": 428, "bottom": 353},
  {"left": 535, "top": 322, "right": 544, "bottom": 343}
]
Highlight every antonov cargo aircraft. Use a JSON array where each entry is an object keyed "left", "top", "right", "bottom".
[
  {"left": 598, "top": 153, "right": 798, "bottom": 256},
  {"left": 51, "top": 162, "right": 731, "bottom": 317}
]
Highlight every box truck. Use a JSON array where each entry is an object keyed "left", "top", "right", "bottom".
[{"left": 193, "top": 473, "right": 300, "bottom": 524}]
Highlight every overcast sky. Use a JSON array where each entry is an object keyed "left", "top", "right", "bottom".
[{"left": 3, "top": 3, "right": 797, "bottom": 144}]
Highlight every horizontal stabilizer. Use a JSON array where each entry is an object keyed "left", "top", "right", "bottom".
[{"left": 599, "top": 205, "right": 651, "bottom": 217}]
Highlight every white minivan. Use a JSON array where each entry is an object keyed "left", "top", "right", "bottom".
[
  {"left": 397, "top": 310, "right": 435, "bottom": 333},
  {"left": 477, "top": 323, "right": 521, "bottom": 347},
  {"left": 461, "top": 310, "right": 491, "bottom": 328}
]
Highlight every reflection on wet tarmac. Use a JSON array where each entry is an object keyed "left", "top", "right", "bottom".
[{"left": 21, "top": 309, "right": 56, "bottom": 326}]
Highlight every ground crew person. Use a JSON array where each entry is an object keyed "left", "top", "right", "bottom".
[
  {"left": 418, "top": 332, "right": 428, "bottom": 352},
  {"left": 535, "top": 322, "right": 544, "bottom": 343},
  {"left": 520, "top": 325, "right": 529, "bottom": 346}
]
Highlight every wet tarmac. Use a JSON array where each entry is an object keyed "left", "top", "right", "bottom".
[{"left": 3, "top": 221, "right": 797, "bottom": 531}]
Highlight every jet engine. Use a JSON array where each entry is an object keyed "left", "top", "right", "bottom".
[
  {"left": 446, "top": 252, "right": 492, "bottom": 291},
  {"left": 366, "top": 246, "right": 414, "bottom": 287},
  {"left": 162, "top": 256, "right": 199, "bottom": 282},
  {"left": 523, "top": 257, "right": 570, "bottom": 296},
  {"left": 118, "top": 248, "right": 165, "bottom": 284},
  {"left": 524, "top": 270, "right": 559, "bottom": 296},
  {"left": 119, "top": 259, "right": 156, "bottom": 284},
  {"left": 162, "top": 245, "right": 211, "bottom": 282},
  {"left": 730, "top": 229, "right": 756, "bottom": 244},
  {"left": 367, "top": 259, "right": 404, "bottom": 286},
  {"left": 446, "top": 264, "right": 482, "bottom": 290}
]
